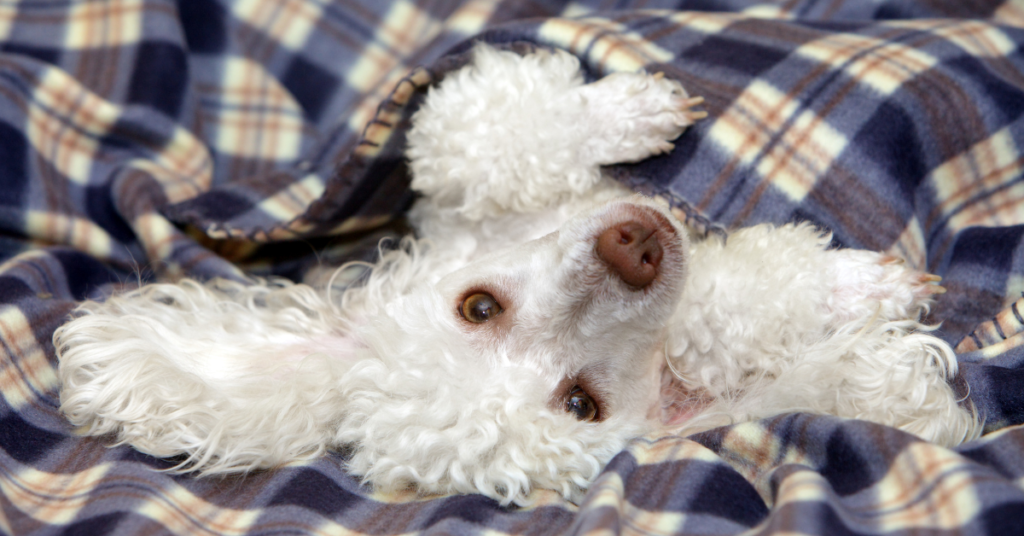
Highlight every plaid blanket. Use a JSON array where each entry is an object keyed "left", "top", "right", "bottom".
[{"left": 4, "top": 0, "right": 1024, "bottom": 534}]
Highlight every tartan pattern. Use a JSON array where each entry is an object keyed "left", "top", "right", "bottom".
[{"left": 4, "top": 0, "right": 1024, "bottom": 534}]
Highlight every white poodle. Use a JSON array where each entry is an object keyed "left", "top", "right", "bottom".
[{"left": 55, "top": 43, "right": 980, "bottom": 505}]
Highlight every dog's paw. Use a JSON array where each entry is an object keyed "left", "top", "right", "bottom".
[
  {"left": 636, "top": 73, "right": 708, "bottom": 155},
  {"left": 879, "top": 254, "right": 946, "bottom": 298},
  {"left": 827, "top": 251, "right": 944, "bottom": 324},
  {"left": 578, "top": 71, "right": 707, "bottom": 165}
]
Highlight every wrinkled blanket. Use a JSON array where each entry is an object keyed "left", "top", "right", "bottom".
[{"left": 4, "top": 0, "right": 1024, "bottom": 534}]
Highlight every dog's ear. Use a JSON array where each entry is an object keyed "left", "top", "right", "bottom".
[{"left": 55, "top": 277, "right": 361, "bottom": 475}]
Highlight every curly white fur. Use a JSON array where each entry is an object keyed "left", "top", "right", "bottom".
[
  {"left": 55, "top": 43, "right": 979, "bottom": 506},
  {"left": 407, "top": 43, "right": 703, "bottom": 221}
]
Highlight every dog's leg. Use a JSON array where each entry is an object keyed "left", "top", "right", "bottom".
[
  {"left": 825, "top": 249, "right": 945, "bottom": 325},
  {"left": 817, "top": 247, "right": 979, "bottom": 445},
  {"left": 668, "top": 223, "right": 978, "bottom": 445},
  {"left": 407, "top": 43, "right": 705, "bottom": 222},
  {"left": 575, "top": 71, "right": 707, "bottom": 166}
]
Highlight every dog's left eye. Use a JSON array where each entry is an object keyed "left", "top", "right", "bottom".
[{"left": 460, "top": 292, "right": 503, "bottom": 323}]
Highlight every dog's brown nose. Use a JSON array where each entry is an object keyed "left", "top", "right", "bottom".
[{"left": 596, "top": 220, "right": 663, "bottom": 288}]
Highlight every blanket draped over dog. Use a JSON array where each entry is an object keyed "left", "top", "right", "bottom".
[{"left": 3, "top": 0, "right": 1024, "bottom": 534}]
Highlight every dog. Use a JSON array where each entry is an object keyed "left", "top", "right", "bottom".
[{"left": 54, "top": 43, "right": 980, "bottom": 506}]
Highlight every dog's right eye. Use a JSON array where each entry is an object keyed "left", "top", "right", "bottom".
[
  {"left": 566, "top": 386, "right": 598, "bottom": 421},
  {"left": 460, "top": 292, "right": 503, "bottom": 323}
]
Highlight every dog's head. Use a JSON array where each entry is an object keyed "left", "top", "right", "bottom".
[{"left": 336, "top": 196, "right": 692, "bottom": 504}]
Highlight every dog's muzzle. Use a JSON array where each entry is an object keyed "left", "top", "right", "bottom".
[{"left": 594, "top": 205, "right": 677, "bottom": 289}]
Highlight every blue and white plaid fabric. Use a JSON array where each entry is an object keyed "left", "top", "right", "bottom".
[{"left": 4, "top": 0, "right": 1024, "bottom": 534}]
